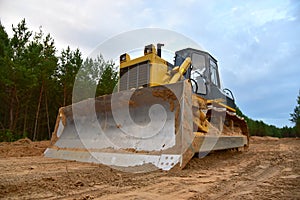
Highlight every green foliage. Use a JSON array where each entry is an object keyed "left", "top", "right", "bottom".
[
  {"left": 55, "top": 46, "right": 82, "bottom": 105},
  {"left": 72, "top": 55, "right": 118, "bottom": 102},
  {"left": 290, "top": 90, "right": 300, "bottom": 137},
  {"left": 290, "top": 90, "right": 300, "bottom": 124},
  {"left": 97, "top": 60, "right": 118, "bottom": 96},
  {"left": 0, "top": 129, "right": 23, "bottom": 142},
  {"left": 237, "top": 107, "right": 296, "bottom": 138},
  {"left": 0, "top": 19, "right": 118, "bottom": 142}
]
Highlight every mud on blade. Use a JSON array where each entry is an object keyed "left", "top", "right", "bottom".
[{"left": 44, "top": 80, "right": 194, "bottom": 172}]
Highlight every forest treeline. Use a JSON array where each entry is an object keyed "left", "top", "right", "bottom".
[
  {"left": 236, "top": 93, "right": 300, "bottom": 138},
  {"left": 0, "top": 19, "right": 299, "bottom": 141},
  {"left": 0, "top": 19, "right": 118, "bottom": 141}
]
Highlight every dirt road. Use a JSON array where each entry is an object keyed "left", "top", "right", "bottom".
[{"left": 0, "top": 137, "right": 299, "bottom": 200}]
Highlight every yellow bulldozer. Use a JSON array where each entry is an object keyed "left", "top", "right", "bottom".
[{"left": 44, "top": 44, "right": 249, "bottom": 172}]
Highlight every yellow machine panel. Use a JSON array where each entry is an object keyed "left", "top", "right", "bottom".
[{"left": 119, "top": 45, "right": 169, "bottom": 89}]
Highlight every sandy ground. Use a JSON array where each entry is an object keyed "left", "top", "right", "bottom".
[{"left": 0, "top": 137, "right": 299, "bottom": 200}]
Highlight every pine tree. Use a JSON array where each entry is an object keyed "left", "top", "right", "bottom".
[
  {"left": 55, "top": 47, "right": 82, "bottom": 106},
  {"left": 0, "top": 22, "right": 13, "bottom": 141},
  {"left": 290, "top": 90, "right": 300, "bottom": 136},
  {"left": 97, "top": 60, "right": 118, "bottom": 96},
  {"left": 290, "top": 90, "right": 300, "bottom": 124}
]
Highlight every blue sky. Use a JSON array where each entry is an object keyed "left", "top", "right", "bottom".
[{"left": 0, "top": 0, "right": 299, "bottom": 127}]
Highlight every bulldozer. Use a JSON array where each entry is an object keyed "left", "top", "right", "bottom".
[{"left": 44, "top": 44, "right": 249, "bottom": 172}]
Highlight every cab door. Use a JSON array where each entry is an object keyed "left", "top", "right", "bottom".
[{"left": 190, "top": 53, "right": 208, "bottom": 95}]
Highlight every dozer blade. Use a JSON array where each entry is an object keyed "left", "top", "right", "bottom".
[{"left": 44, "top": 80, "right": 194, "bottom": 172}]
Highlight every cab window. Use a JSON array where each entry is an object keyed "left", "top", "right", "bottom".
[
  {"left": 210, "top": 59, "right": 219, "bottom": 87},
  {"left": 191, "top": 53, "right": 206, "bottom": 76},
  {"left": 190, "top": 53, "right": 207, "bottom": 94},
  {"left": 191, "top": 53, "right": 206, "bottom": 81}
]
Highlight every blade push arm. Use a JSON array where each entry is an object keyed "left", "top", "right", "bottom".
[{"left": 168, "top": 57, "right": 191, "bottom": 84}]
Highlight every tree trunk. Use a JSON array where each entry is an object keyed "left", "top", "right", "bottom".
[
  {"left": 12, "top": 91, "right": 20, "bottom": 132},
  {"left": 63, "top": 83, "right": 66, "bottom": 106},
  {"left": 33, "top": 83, "right": 44, "bottom": 141},
  {"left": 9, "top": 86, "right": 15, "bottom": 130},
  {"left": 23, "top": 103, "right": 28, "bottom": 137},
  {"left": 45, "top": 90, "right": 51, "bottom": 139}
]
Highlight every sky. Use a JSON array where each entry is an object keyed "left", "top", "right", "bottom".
[{"left": 0, "top": 0, "right": 299, "bottom": 127}]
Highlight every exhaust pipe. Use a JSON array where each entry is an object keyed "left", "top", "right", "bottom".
[{"left": 157, "top": 43, "right": 164, "bottom": 57}]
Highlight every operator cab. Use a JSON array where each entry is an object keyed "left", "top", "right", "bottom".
[{"left": 175, "top": 48, "right": 236, "bottom": 109}]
